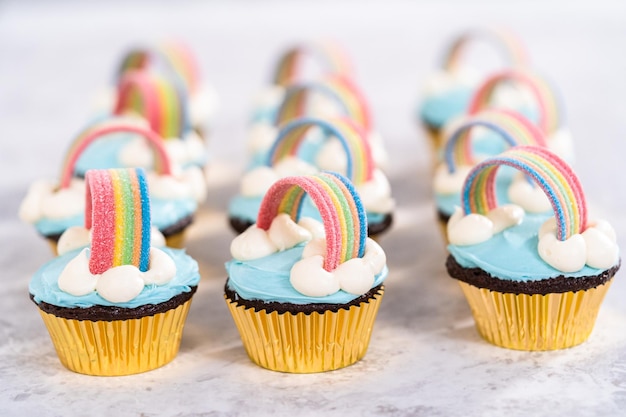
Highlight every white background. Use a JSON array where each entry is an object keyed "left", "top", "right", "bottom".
[{"left": 1, "top": 1, "right": 626, "bottom": 416}]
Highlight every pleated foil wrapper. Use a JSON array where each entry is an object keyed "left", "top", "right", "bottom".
[
  {"left": 38, "top": 299, "right": 194, "bottom": 376},
  {"left": 458, "top": 281, "right": 612, "bottom": 351},
  {"left": 164, "top": 230, "right": 187, "bottom": 249},
  {"left": 225, "top": 288, "right": 384, "bottom": 373}
]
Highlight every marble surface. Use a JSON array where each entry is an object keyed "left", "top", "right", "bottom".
[{"left": 2, "top": 1, "right": 626, "bottom": 416}]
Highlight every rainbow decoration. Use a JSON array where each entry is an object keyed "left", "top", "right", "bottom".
[
  {"left": 267, "top": 117, "right": 374, "bottom": 184},
  {"left": 274, "top": 75, "right": 372, "bottom": 132},
  {"left": 467, "top": 69, "right": 561, "bottom": 135},
  {"left": 256, "top": 172, "right": 367, "bottom": 271},
  {"left": 442, "top": 28, "right": 529, "bottom": 73},
  {"left": 272, "top": 41, "right": 354, "bottom": 87},
  {"left": 59, "top": 119, "right": 173, "bottom": 189},
  {"left": 444, "top": 109, "right": 547, "bottom": 170},
  {"left": 114, "top": 70, "right": 189, "bottom": 140},
  {"left": 461, "top": 145, "right": 587, "bottom": 241},
  {"left": 116, "top": 41, "right": 201, "bottom": 94},
  {"left": 85, "top": 168, "right": 151, "bottom": 274}
]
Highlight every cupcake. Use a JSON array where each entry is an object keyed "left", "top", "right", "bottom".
[
  {"left": 19, "top": 119, "right": 205, "bottom": 251},
  {"left": 467, "top": 69, "right": 575, "bottom": 162},
  {"left": 225, "top": 172, "right": 388, "bottom": 373},
  {"left": 247, "top": 74, "right": 387, "bottom": 171},
  {"left": 418, "top": 28, "right": 529, "bottom": 152},
  {"left": 433, "top": 109, "right": 548, "bottom": 242},
  {"left": 79, "top": 70, "right": 209, "bottom": 178},
  {"left": 250, "top": 40, "right": 354, "bottom": 129},
  {"left": 446, "top": 146, "right": 619, "bottom": 350},
  {"left": 229, "top": 116, "right": 395, "bottom": 237},
  {"left": 29, "top": 168, "right": 200, "bottom": 375},
  {"left": 95, "top": 40, "right": 218, "bottom": 139}
]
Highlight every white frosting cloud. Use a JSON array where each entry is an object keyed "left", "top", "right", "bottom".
[
  {"left": 422, "top": 69, "right": 479, "bottom": 96},
  {"left": 58, "top": 247, "right": 177, "bottom": 303},
  {"left": 433, "top": 164, "right": 473, "bottom": 195},
  {"left": 147, "top": 167, "right": 207, "bottom": 203},
  {"left": 189, "top": 84, "right": 220, "bottom": 126},
  {"left": 547, "top": 127, "right": 575, "bottom": 163},
  {"left": 538, "top": 218, "right": 619, "bottom": 272},
  {"left": 290, "top": 238, "right": 386, "bottom": 296},
  {"left": 447, "top": 205, "right": 524, "bottom": 245},
  {"left": 19, "top": 178, "right": 85, "bottom": 224},
  {"left": 246, "top": 124, "right": 278, "bottom": 154},
  {"left": 507, "top": 174, "right": 552, "bottom": 213}
]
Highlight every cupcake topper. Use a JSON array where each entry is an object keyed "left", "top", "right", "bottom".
[
  {"left": 462, "top": 145, "right": 587, "bottom": 241},
  {"left": 116, "top": 41, "right": 201, "bottom": 94},
  {"left": 441, "top": 28, "right": 528, "bottom": 73},
  {"left": 85, "top": 168, "right": 151, "bottom": 274},
  {"left": 59, "top": 119, "right": 173, "bottom": 189},
  {"left": 267, "top": 117, "right": 374, "bottom": 184},
  {"left": 468, "top": 69, "right": 561, "bottom": 135},
  {"left": 256, "top": 172, "right": 367, "bottom": 271},
  {"left": 272, "top": 41, "right": 354, "bottom": 87},
  {"left": 274, "top": 75, "right": 372, "bottom": 132},
  {"left": 444, "top": 109, "right": 547, "bottom": 171},
  {"left": 114, "top": 70, "right": 190, "bottom": 139}
]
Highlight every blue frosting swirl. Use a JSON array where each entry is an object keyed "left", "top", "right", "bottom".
[
  {"left": 225, "top": 244, "right": 387, "bottom": 305},
  {"left": 29, "top": 247, "right": 200, "bottom": 308},
  {"left": 448, "top": 214, "right": 609, "bottom": 281},
  {"left": 419, "top": 88, "right": 473, "bottom": 129}
]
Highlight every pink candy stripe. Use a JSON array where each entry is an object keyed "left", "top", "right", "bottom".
[
  {"left": 257, "top": 176, "right": 342, "bottom": 271},
  {"left": 85, "top": 170, "right": 115, "bottom": 275},
  {"left": 60, "top": 124, "right": 172, "bottom": 189}
]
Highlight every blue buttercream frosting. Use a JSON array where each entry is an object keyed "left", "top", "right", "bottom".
[
  {"left": 225, "top": 244, "right": 387, "bottom": 305},
  {"left": 419, "top": 88, "right": 473, "bottom": 129},
  {"left": 448, "top": 214, "right": 608, "bottom": 281},
  {"left": 30, "top": 247, "right": 200, "bottom": 309}
]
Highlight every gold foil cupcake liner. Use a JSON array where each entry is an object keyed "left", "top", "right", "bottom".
[
  {"left": 458, "top": 281, "right": 612, "bottom": 351},
  {"left": 38, "top": 299, "right": 193, "bottom": 376},
  {"left": 225, "top": 288, "right": 384, "bottom": 373},
  {"left": 165, "top": 230, "right": 187, "bottom": 249}
]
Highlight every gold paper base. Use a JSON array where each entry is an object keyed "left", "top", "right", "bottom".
[
  {"left": 225, "top": 288, "right": 384, "bottom": 373},
  {"left": 437, "top": 217, "right": 449, "bottom": 247},
  {"left": 458, "top": 281, "right": 612, "bottom": 351},
  {"left": 38, "top": 299, "right": 193, "bottom": 376},
  {"left": 46, "top": 238, "right": 59, "bottom": 256},
  {"left": 165, "top": 230, "right": 187, "bottom": 249}
]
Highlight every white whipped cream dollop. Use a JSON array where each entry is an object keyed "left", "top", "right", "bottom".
[
  {"left": 507, "top": 174, "right": 552, "bottom": 213},
  {"left": 246, "top": 124, "right": 278, "bottom": 154},
  {"left": 58, "top": 246, "right": 177, "bottom": 303},
  {"left": 19, "top": 178, "right": 85, "bottom": 223},
  {"left": 189, "top": 84, "right": 220, "bottom": 127},
  {"left": 433, "top": 164, "right": 473, "bottom": 195},
  {"left": 147, "top": 167, "right": 207, "bottom": 203},
  {"left": 538, "top": 217, "right": 619, "bottom": 272},
  {"left": 422, "top": 69, "right": 480, "bottom": 96},
  {"left": 547, "top": 127, "right": 575, "bottom": 163},
  {"left": 447, "top": 205, "right": 524, "bottom": 246}
]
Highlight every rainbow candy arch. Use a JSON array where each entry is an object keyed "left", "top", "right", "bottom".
[
  {"left": 442, "top": 28, "right": 529, "bottom": 73},
  {"left": 256, "top": 172, "right": 367, "bottom": 271},
  {"left": 85, "top": 168, "right": 151, "bottom": 275},
  {"left": 461, "top": 145, "right": 587, "bottom": 241},
  {"left": 114, "top": 70, "right": 189, "bottom": 140},
  {"left": 116, "top": 41, "right": 201, "bottom": 94},
  {"left": 272, "top": 41, "right": 354, "bottom": 87},
  {"left": 467, "top": 69, "right": 561, "bottom": 135},
  {"left": 444, "top": 109, "right": 547, "bottom": 171},
  {"left": 267, "top": 116, "right": 374, "bottom": 184},
  {"left": 274, "top": 75, "right": 372, "bottom": 132},
  {"left": 59, "top": 120, "right": 173, "bottom": 189}
]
